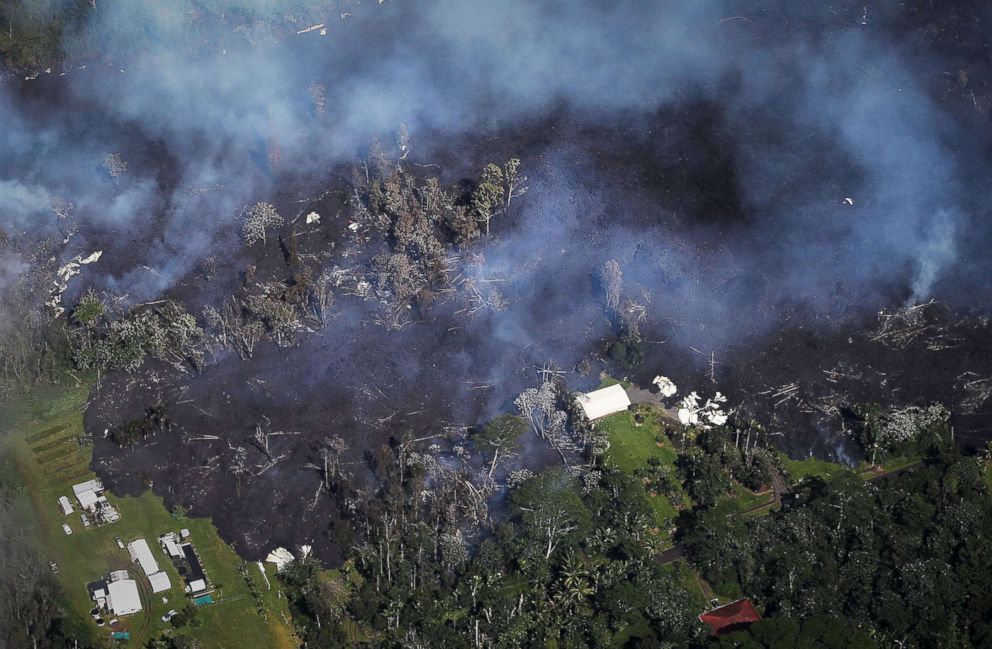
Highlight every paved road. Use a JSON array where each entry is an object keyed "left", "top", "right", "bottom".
[
  {"left": 657, "top": 545, "right": 683, "bottom": 564},
  {"left": 624, "top": 386, "right": 680, "bottom": 422}
]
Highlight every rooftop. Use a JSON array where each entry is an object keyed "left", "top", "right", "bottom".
[
  {"left": 148, "top": 571, "right": 172, "bottom": 593},
  {"left": 127, "top": 538, "right": 160, "bottom": 576},
  {"left": 107, "top": 579, "right": 141, "bottom": 616},
  {"left": 576, "top": 384, "right": 632, "bottom": 421},
  {"left": 699, "top": 599, "right": 762, "bottom": 637}
]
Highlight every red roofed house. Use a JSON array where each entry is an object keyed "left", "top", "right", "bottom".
[{"left": 699, "top": 599, "right": 762, "bottom": 637}]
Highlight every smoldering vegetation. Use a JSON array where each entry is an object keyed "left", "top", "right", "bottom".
[{"left": 2, "top": 0, "right": 992, "bottom": 559}]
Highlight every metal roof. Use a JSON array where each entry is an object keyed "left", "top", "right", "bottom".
[
  {"left": 127, "top": 539, "right": 160, "bottom": 576},
  {"left": 76, "top": 489, "right": 99, "bottom": 510},
  {"left": 148, "top": 571, "right": 172, "bottom": 593},
  {"left": 107, "top": 579, "right": 141, "bottom": 616},
  {"left": 576, "top": 384, "right": 632, "bottom": 420}
]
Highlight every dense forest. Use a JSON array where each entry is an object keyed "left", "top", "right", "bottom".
[{"left": 276, "top": 436, "right": 992, "bottom": 648}]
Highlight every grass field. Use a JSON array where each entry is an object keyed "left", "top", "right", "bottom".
[
  {"left": 779, "top": 454, "right": 847, "bottom": 482},
  {"left": 599, "top": 407, "right": 686, "bottom": 532},
  {"left": 597, "top": 376, "right": 631, "bottom": 389},
  {"left": 0, "top": 378, "right": 297, "bottom": 649},
  {"left": 713, "top": 483, "right": 776, "bottom": 518},
  {"left": 878, "top": 455, "right": 922, "bottom": 473}
]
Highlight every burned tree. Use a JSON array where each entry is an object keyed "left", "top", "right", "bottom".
[
  {"left": 308, "top": 82, "right": 326, "bottom": 116},
  {"left": 472, "top": 164, "right": 506, "bottom": 236},
  {"left": 103, "top": 153, "right": 127, "bottom": 186},
  {"left": 311, "top": 435, "right": 349, "bottom": 493},
  {"left": 502, "top": 157, "right": 528, "bottom": 208},
  {"left": 474, "top": 414, "right": 528, "bottom": 478},
  {"left": 600, "top": 259, "right": 623, "bottom": 314},
  {"left": 242, "top": 202, "right": 284, "bottom": 246}
]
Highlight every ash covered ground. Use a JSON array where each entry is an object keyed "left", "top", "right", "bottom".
[{"left": 4, "top": 1, "right": 992, "bottom": 560}]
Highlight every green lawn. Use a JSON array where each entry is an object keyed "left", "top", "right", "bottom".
[
  {"left": 597, "top": 375, "right": 631, "bottom": 389},
  {"left": 711, "top": 483, "right": 776, "bottom": 519},
  {"left": 599, "top": 407, "right": 686, "bottom": 531},
  {"left": 1, "top": 378, "right": 297, "bottom": 649},
  {"left": 780, "top": 454, "right": 847, "bottom": 482},
  {"left": 878, "top": 455, "right": 922, "bottom": 473}
]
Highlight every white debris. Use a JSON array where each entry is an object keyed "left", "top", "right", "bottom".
[
  {"left": 320, "top": 28, "right": 327, "bottom": 36},
  {"left": 265, "top": 547, "right": 295, "bottom": 571},
  {"left": 677, "top": 391, "right": 728, "bottom": 429},
  {"left": 256, "top": 561, "right": 271, "bottom": 589},
  {"left": 677, "top": 392, "right": 701, "bottom": 426},
  {"left": 652, "top": 375, "right": 678, "bottom": 398},
  {"left": 47, "top": 251, "right": 103, "bottom": 316},
  {"left": 299, "top": 544, "right": 312, "bottom": 560},
  {"left": 306, "top": 212, "right": 321, "bottom": 224},
  {"left": 347, "top": 222, "right": 360, "bottom": 232},
  {"left": 843, "top": 197, "right": 855, "bottom": 206},
  {"left": 297, "top": 23, "right": 325, "bottom": 35}
]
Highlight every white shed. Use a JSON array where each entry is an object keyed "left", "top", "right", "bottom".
[
  {"left": 58, "top": 496, "right": 73, "bottom": 515},
  {"left": 76, "top": 489, "right": 99, "bottom": 512},
  {"left": 109, "top": 570, "right": 130, "bottom": 582},
  {"left": 107, "top": 579, "right": 141, "bottom": 616},
  {"left": 148, "top": 571, "right": 172, "bottom": 593},
  {"left": 127, "top": 539, "right": 160, "bottom": 576},
  {"left": 72, "top": 479, "right": 103, "bottom": 497},
  {"left": 187, "top": 579, "right": 207, "bottom": 594},
  {"left": 163, "top": 538, "right": 182, "bottom": 558},
  {"left": 576, "top": 384, "right": 632, "bottom": 421}
]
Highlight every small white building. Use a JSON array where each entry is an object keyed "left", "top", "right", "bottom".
[
  {"left": 148, "top": 571, "right": 172, "bottom": 593},
  {"left": 164, "top": 539, "right": 182, "bottom": 558},
  {"left": 58, "top": 496, "right": 73, "bottom": 515},
  {"left": 187, "top": 579, "right": 207, "bottom": 594},
  {"left": 106, "top": 579, "right": 141, "bottom": 616},
  {"left": 72, "top": 479, "right": 103, "bottom": 498},
  {"left": 576, "top": 384, "right": 632, "bottom": 421},
  {"left": 127, "top": 539, "right": 160, "bottom": 576},
  {"left": 76, "top": 489, "right": 99, "bottom": 511},
  {"left": 159, "top": 532, "right": 183, "bottom": 558}
]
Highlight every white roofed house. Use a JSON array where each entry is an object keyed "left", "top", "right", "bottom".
[
  {"left": 71, "top": 478, "right": 120, "bottom": 523},
  {"left": 576, "top": 384, "right": 632, "bottom": 421},
  {"left": 106, "top": 579, "right": 141, "bottom": 616},
  {"left": 159, "top": 533, "right": 183, "bottom": 558},
  {"left": 128, "top": 538, "right": 173, "bottom": 592},
  {"left": 72, "top": 478, "right": 103, "bottom": 498},
  {"left": 128, "top": 539, "right": 160, "bottom": 575},
  {"left": 75, "top": 488, "right": 99, "bottom": 512},
  {"left": 148, "top": 571, "right": 172, "bottom": 593}
]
